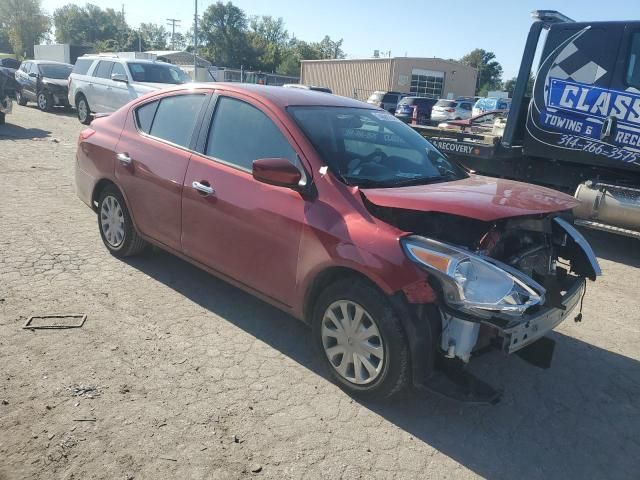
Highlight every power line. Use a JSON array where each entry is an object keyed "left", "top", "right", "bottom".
[{"left": 166, "top": 18, "right": 181, "bottom": 50}]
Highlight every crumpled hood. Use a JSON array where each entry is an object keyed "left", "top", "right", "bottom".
[
  {"left": 42, "top": 78, "right": 68, "bottom": 89},
  {"left": 361, "top": 175, "right": 578, "bottom": 222}
]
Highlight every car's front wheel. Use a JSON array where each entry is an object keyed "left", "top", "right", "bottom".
[
  {"left": 312, "top": 278, "right": 410, "bottom": 400},
  {"left": 37, "top": 91, "right": 52, "bottom": 112},
  {"left": 76, "top": 95, "right": 92, "bottom": 125},
  {"left": 97, "top": 185, "right": 147, "bottom": 258},
  {"left": 16, "top": 89, "right": 27, "bottom": 106}
]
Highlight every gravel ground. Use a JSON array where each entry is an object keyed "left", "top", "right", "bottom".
[{"left": 0, "top": 104, "right": 639, "bottom": 480}]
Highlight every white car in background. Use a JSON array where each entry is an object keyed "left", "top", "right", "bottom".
[
  {"left": 68, "top": 55, "right": 191, "bottom": 124},
  {"left": 430, "top": 99, "right": 474, "bottom": 123}
]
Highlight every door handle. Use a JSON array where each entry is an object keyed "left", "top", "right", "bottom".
[
  {"left": 192, "top": 181, "right": 214, "bottom": 195},
  {"left": 116, "top": 152, "right": 132, "bottom": 165}
]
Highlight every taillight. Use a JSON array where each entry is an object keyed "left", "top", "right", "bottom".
[
  {"left": 445, "top": 108, "right": 455, "bottom": 112},
  {"left": 78, "top": 128, "right": 95, "bottom": 145}
]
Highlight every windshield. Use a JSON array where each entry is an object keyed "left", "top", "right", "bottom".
[
  {"left": 435, "top": 100, "right": 455, "bottom": 107},
  {"left": 127, "top": 63, "right": 190, "bottom": 84},
  {"left": 288, "top": 106, "right": 467, "bottom": 188},
  {"left": 38, "top": 64, "right": 72, "bottom": 79}
]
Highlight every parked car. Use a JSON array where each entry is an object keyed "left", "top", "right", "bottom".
[
  {"left": 0, "top": 65, "right": 19, "bottom": 124},
  {"left": 75, "top": 84, "right": 600, "bottom": 403},
  {"left": 472, "top": 97, "right": 511, "bottom": 117},
  {"left": 14, "top": 60, "right": 73, "bottom": 111},
  {"left": 437, "top": 110, "right": 509, "bottom": 133},
  {"left": 430, "top": 99, "right": 474, "bottom": 123},
  {"left": 0, "top": 58, "right": 20, "bottom": 70},
  {"left": 366, "top": 91, "right": 407, "bottom": 113},
  {"left": 394, "top": 96, "right": 438, "bottom": 124},
  {"left": 283, "top": 84, "right": 332, "bottom": 93},
  {"left": 68, "top": 55, "right": 191, "bottom": 124}
]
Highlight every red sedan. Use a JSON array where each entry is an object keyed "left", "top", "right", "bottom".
[{"left": 75, "top": 84, "right": 600, "bottom": 403}]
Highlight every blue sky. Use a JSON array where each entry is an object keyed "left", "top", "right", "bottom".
[{"left": 41, "top": 0, "right": 638, "bottom": 79}]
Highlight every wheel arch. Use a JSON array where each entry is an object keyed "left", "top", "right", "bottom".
[{"left": 302, "top": 266, "right": 387, "bottom": 325}]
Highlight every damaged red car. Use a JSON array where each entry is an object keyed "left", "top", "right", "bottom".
[{"left": 75, "top": 84, "right": 601, "bottom": 403}]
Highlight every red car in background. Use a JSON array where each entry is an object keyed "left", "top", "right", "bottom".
[{"left": 75, "top": 84, "right": 600, "bottom": 403}]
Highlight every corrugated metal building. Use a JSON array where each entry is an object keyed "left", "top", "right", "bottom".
[{"left": 300, "top": 57, "right": 477, "bottom": 101}]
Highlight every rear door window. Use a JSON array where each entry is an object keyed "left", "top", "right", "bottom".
[
  {"left": 383, "top": 94, "right": 398, "bottom": 103},
  {"left": 206, "top": 96, "right": 297, "bottom": 170},
  {"left": 135, "top": 100, "right": 159, "bottom": 134},
  {"left": 93, "top": 61, "right": 114, "bottom": 79},
  {"left": 147, "top": 94, "right": 207, "bottom": 148},
  {"left": 73, "top": 58, "right": 93, "bottom": 75}
]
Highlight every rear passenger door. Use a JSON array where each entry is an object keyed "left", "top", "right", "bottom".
[
  {"left": 108, "top": 62, "right": 134, "bottom": 111},
  {"left": 115, "top": 91, "right": 210, "bottom": 251}
]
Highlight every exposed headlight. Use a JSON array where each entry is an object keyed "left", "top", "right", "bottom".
[{"left": 401, "top": 236, "right": 545, "bottom": 318}]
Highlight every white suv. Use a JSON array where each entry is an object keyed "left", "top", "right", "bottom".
[{"left": 68, "top": 55, "right": 191, "bottom": 124}]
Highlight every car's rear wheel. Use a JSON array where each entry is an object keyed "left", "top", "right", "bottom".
[
  {"left": 0, "top": 112, "right": 4, "bottom": 125},
  {"left": 77, "top": 95, "right": 92, "bottom": 125},
  {"left": 37, "top": 91, "right": 52, "bottom": 112},
  {"left": 16, "top": 89, "right": 27, "bottom": 106},
  {"left": 312, "top": 278, "right": 410, "bottom": 400},
  {"left": 97, "top": 186, "right": 147, "bottom": 257}
]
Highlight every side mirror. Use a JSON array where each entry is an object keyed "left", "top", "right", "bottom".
[
  {"left": 252, "top": 158, "right": 302, "bottom": 189},
  {"left": 28, "top": 72, "right": 38, "bottom": 78},
  {"left": 111, "top": 73, "right": 128, "bottom": 83}
]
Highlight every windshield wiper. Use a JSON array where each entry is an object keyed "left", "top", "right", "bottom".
[
  {"left": 341, "top": 175, "right": 389, "bottom": 188},
  {"left": 380, "top": 176, "right": 450, "bottom": 187}
]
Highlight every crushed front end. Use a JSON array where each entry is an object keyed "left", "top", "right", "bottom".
[{"left": 384, "top": 208, "right": 601, "bottom": 403}]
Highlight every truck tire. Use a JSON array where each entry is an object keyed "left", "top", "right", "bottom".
[
  {"left": 312, "top": 278, "right": 410, "bottom": 400},
  {"left": 0, "top": 112, "right": 5, "bottom": 125}
]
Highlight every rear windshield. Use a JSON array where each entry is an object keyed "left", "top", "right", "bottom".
[
  {"left": 398, "top": 98, "right": 416, "bottom": 106},
  {"left": 73, "top": 58, "right": 93, "bottom": 75},
  {"left": 474, "top": 98, "right": 498, "bottom": 109},
  {"left": 127, "top": 63, "right": 190, "bottom": 84},
  {"left": 38, "top": 64, "right": 73, "bottom": 79},
  {"left": 435, "top": 100, "right": 456, "bottom": 107}
]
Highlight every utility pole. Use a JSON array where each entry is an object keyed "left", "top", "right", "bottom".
[
  {"left": 166, "top": 18, "right": 181, "bottom": 50},
  {"left": 194, "top": 0, "right": 198, "bottom": 80}
]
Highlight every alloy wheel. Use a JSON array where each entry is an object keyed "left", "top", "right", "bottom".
[
  {"left": 78, "top": 99, "right": 88, "bottom": 123},
  {"left": 100, "top": 195, "right": 125, "bottom": 248},
  {"left": 37, "top": 93, "right": 48, "bottom": 111},
  {"left": 321, "top": 300, "right": 385, "bottom": 385}
]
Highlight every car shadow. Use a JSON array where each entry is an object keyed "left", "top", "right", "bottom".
[
  {"left": 0, "top": 121, "right": 51, "bottom": 140},
  {"left": 23, "top": 104, "right": 76, "bottom": 118},
  {"left": 124, "top": 247, "right": 639, "bottom": 480}
]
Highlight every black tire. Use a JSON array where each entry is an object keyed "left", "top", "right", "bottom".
[
  {"left": 76, "top": 94, "right": 92, "bottom": 125},
  {"left": 16, "top": 89, "right": 27, "bottom": 106},
  {"left": 0, "top": 112, "right": 4, "bottom": 125},
  {"left": 37, "top": 91, "right": 52, "bottom": 112},
  {"left": 97, "top": 185, "right": 147, "bottom": 258},
  {"left": 312, "top": 278, "right": 410, "bottom": 400}
]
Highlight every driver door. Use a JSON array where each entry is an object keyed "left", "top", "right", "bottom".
[{"left": 181, "top": 93, "right": 310, "bottom": 306}]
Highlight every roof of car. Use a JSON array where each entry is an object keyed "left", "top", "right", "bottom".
[
  {"left": 80, "top": 56, "right": 174, "bottom": 66},
  {"left": 31, "top": 60, "right": 73, "bottom": 66},
  {"left": 167, "top": 83, "right": 376, "bottom": 109}
]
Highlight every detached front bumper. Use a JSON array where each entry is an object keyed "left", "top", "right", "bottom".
[{"left": 499, "top": 277, "right": 584, "bottom": 354}]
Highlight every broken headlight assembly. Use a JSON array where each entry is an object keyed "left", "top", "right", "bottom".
[{"left": 401, "top": 236, "right": 545, "bottom": 318}]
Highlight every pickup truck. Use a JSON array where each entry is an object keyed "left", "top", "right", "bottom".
[{"left": 412, "top": 10, "right": 640, "bottom": 240}]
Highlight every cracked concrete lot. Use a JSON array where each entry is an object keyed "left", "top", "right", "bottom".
[{"left": 1, "top": 105, "right": 639, "bottom": 480}]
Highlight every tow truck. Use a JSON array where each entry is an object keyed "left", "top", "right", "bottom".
[{"left": 412, "top": 10, "right": 640, "bottom": 239}]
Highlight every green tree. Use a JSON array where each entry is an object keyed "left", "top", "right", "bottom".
[
  {"left": 0, "top": 0, "right": 50, "bottom": 58},
  {"left": 503, "top": 75, "right": 534, "bottom": 98},
  {"left": 53, "top": 3, "right": 126, "bottom": 46},
  {"left": 316, "top": 35, "right": 345, "bottom": 59},
  {"left": 249, "top": 15, "right": 288, "bottom": 71},
  {"left": 140, "top": 23, "right": 169, "bottom": 50},
  {"left": 460, "top": 48, "right": 503, "bottom": 95},
  {"left": 199, "top": 1, "right": 255, "bottom": 68}
]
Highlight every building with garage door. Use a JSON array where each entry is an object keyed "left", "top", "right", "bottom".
[{"left": 300, "top": 57, "right": 477, "bottom": 100}]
